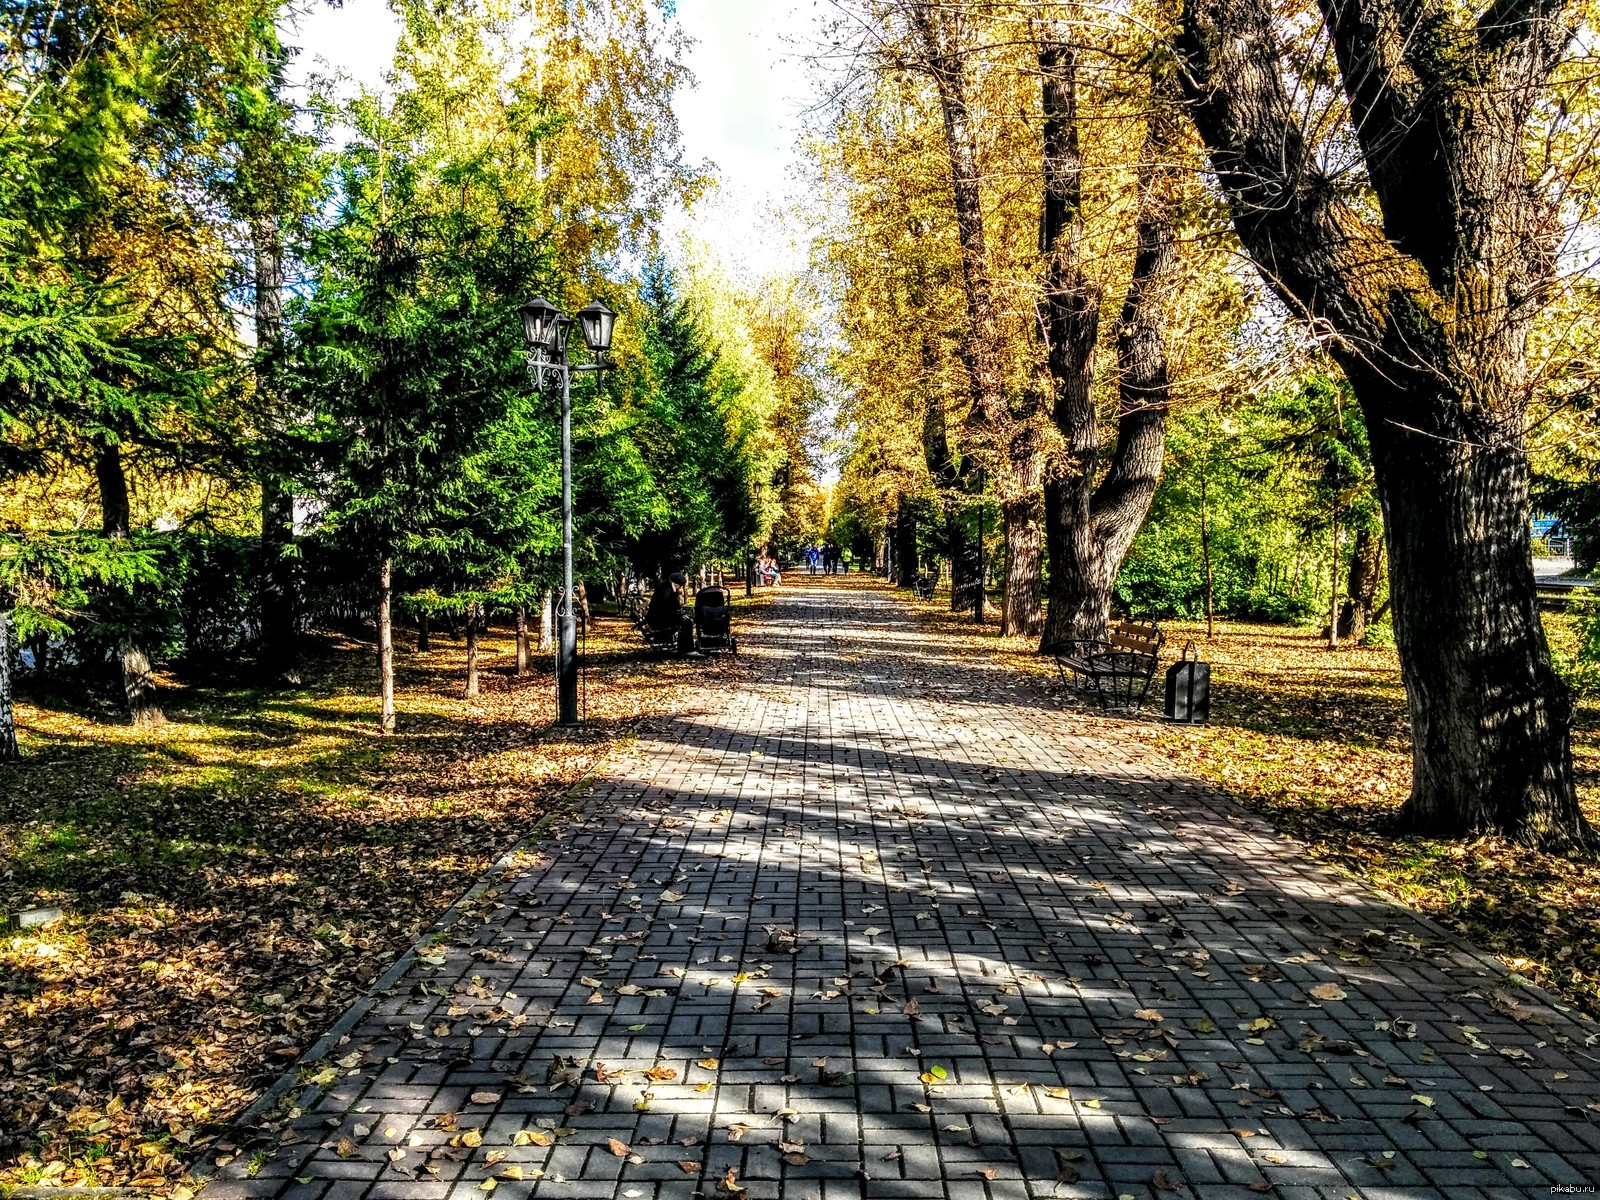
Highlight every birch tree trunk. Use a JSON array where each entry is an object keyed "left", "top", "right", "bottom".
[
  {"left": 464, "top": 601, "right": 480, "bottom": 697},
  {"left": 0, "top": 611, "right": 18, "bottom": 761},
  {"left": 378, "top": 556, "right": 396, "bottom": 735},
  {"left": 515, "top": 604, "right": 530, "bottom": 676}
]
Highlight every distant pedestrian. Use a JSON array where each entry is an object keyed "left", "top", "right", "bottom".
[{"left": 808, "top": 545, "right": 820, "bottom": 575}]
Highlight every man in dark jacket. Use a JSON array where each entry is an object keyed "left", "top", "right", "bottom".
[{"left": 645, "top": 571, "right": 694, "bottom": 653}]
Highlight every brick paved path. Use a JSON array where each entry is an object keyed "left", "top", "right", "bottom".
[{"left": 207, "top": 580, "right": 1600, "bottom": 1200}]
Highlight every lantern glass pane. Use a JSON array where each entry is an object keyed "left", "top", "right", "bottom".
[
  {"left": 519, "top": 297, "right": 559, "bottom": 351},
  {"left": 577, "top": 301, "right": 616, "bottom": 352}
]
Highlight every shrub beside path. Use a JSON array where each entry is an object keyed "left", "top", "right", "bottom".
[{"left": 203, "top": 578, "right": 1600, "bottom": 1199}]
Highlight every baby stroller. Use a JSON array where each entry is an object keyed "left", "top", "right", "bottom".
[{"left": 694, "top": 586, "right": 738, "bottom": 655}]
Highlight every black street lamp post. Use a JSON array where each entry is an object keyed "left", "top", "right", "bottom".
[{"left": 519, "top": 296, "right": 616, "bottom": 726}]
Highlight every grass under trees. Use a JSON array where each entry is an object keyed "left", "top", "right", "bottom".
[{"left": 0, "top": 607, "right": 758, "bottom": 1191}]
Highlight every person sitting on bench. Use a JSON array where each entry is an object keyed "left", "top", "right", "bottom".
[{"left": 645, "top": 571, "right": 694, "bottom": 653}]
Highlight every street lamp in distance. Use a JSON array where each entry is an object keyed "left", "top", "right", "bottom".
[{"left": 519, "top": 295, "right": 616, "bottom": 726}]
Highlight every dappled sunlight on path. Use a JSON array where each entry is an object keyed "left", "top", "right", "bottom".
[{"left": 205, "top": 578, "right": 1600, "bottom": 1199}]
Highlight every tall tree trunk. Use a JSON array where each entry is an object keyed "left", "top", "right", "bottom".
[
  {"left": 895, "top": 498, "right": 919, "bottom": 588},
  {"left": 1038, "top": 48, "right": 1177, "bottom": 651},
  {"left": 1328, "top": 504, "right": 1341, "bottom": 649},
  {"left": 909, "top": 3, "right": 1038, "bottom": 617},
  {"left": 1200, "top": 470, "right": 1215, "bottom": 638},
  {"left": 1180, "top": 0, "right": 1595, "bottom": 851},
  {"left": 516, "top": 604, "right": 530, "bottom": 676},
  {"left": 26, "top": 632, "right": 46, "bottom": 682},
  {"left": 1337, "top": 525, "right": 1383, "bottom": 642},
  {"left": 95, "top": 442, "right": 164, "bottom": 728},
  {"left": 378, "top": 556, "right": 395, "bottom": 735},
  {"left": 464, "top": 601, "right": 480, "bottom": 698},
  {"left": 923, "top": 389, "right": 977, "bottom": 611},
  {"left": 1001, "top": 425, "right": 1045, "bottom": 637},
  {"left": 417, "top": 609, "right": 431, "bottom": 652},
  {"left": 949, "top": 460, "right": 982, "bottom": 612},
  {"left": 254, "top": 214, "right": 299, "bottom": 683},
  {"left": 0, "top": 610, "right": 17, "bottom": 761},
  {"left": 1372, "top": 379, "right": 1578, "bottom": 843}
]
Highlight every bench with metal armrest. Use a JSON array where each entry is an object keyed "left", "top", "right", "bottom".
[{"left": 1053, "top": 618, "right": 1165, "bottom": 714}]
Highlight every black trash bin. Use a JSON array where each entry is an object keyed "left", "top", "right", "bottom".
[{"left": 1164, "top": 641, "right": 1210, "bottom": 723}]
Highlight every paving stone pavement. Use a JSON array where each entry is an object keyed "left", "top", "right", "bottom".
[{"left": 205, "top": 579, "right": 1600, "bottom": 1200}]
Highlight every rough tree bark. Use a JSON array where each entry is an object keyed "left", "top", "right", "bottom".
[
  {"left": 1038, "top": 47, "right": 1180, "bottom": 651},
  {"left": 0, "top": 610, "right": 17, "bottom": 761},
  {"left": 908, "top": 2, "right": 1043, "bottom": 627},
  {"left": 1180, "top": 0, "right": 1595, "bottom": 850},
  {"left": 95, "top": 442, "right": 165, "bottom": 727},
  {"left": 515, "top": 604, "right": 530, "bottom": 676},
  {"left": 254, "top": 213, "right": 299, "bottom": 683},
  {"left": 378, "top": 556, "right": 396, "bottom": 735}
]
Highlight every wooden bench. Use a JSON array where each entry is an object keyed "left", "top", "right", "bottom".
[
  {"left": 912, "top": 575, "right": 937, "bottom": 601},
  {"left": 1053, "top": 619, "right": 1165, "bottom": 714}
]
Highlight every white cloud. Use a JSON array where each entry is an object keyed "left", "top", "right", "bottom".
[
  {"left": 666, "top": 0, "right": 823, "bottom": 278},
  {"left": 283, "top": 0, "right": 402, "bottom": 99}
]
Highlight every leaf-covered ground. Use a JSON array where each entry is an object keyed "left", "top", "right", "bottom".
[
  {"left": 905, "top": 589, "right": 1600, "bottom": 1022},
  {"left": 0, "top": 606, "right": 757, "bottom": 1191}
]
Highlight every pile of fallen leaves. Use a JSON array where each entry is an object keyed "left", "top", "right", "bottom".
[
  {"left": 903, "top": 585, "right": 1600, "bottom": 1021},
  {"left": 0, "top": 605, "right": 758, "bottom": 1190}
]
